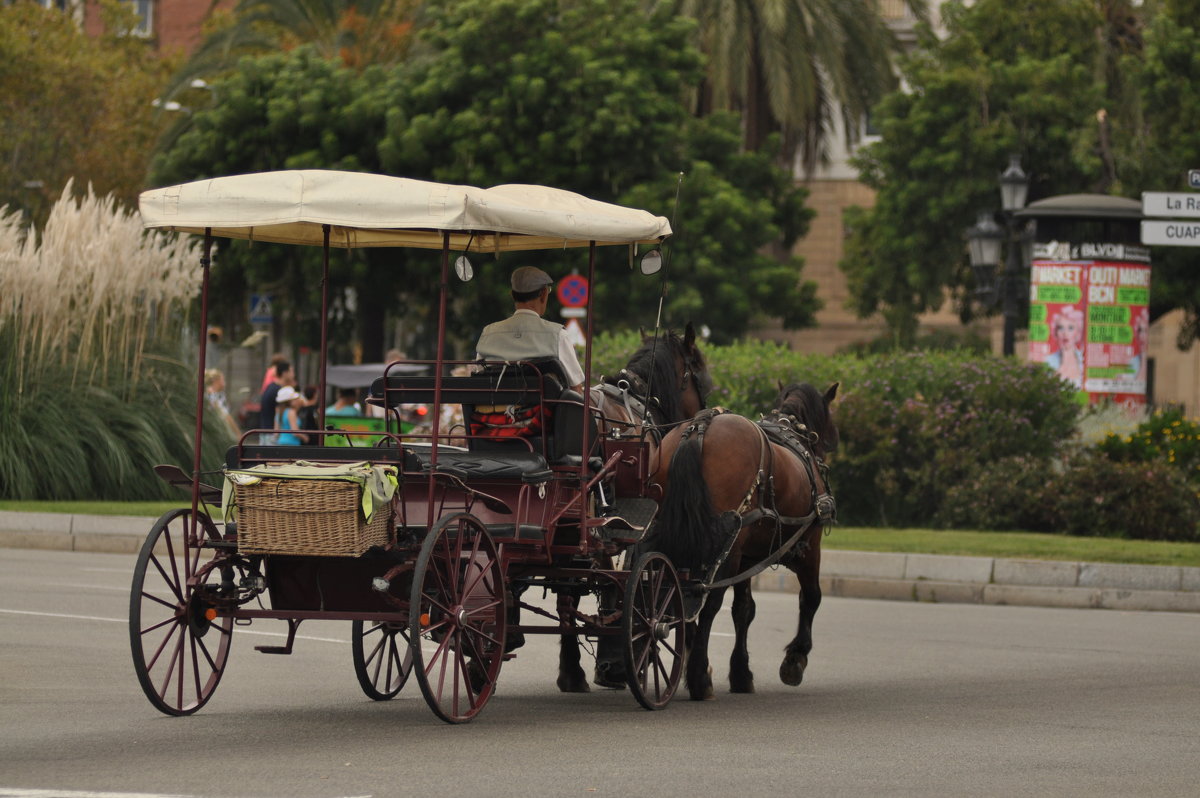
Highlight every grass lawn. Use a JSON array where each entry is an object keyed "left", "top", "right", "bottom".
[
  {"left": 2, "top": 501, "right": 1199, "bottom": 568},
  {"left": 833, "top": 526, "right": 1200, "bottom": 568},
  {"left": 0, "top": 500, "right": 186, "bottom": 518}
]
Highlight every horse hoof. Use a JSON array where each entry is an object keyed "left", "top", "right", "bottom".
[
  {"left": 779, "top": 654, "right": 807, "bottom": 687},
  {"left": 557, "top": 670, "right": 590, "bottom": 693},
  {"left": 729, "top": 679, "right": 755, "bottom": 694},
  {"left": 592, "top": 661, "right": 627, "bottom": 690}
]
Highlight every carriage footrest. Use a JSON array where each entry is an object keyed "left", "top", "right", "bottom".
[{"left": 593, "top": 497, "right": 658, "bottom": 539}]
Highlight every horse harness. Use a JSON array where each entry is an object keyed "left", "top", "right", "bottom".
[
  {"left": 596, "top": 368, "right": 673, "bottom": 442},
  {"left": 677, "top": 407, "right": 836, "bottom": 589}
]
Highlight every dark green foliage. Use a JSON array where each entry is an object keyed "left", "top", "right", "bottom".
[
  {"left": 1042, "top": 452, "right": 1200, "bottom": 541},
  {"left": 149, "top": 1, "right": 821, "bottom": 357},
  {"left": 0, "top": 353, "right": 235, "bottom": 501},
  {"left": 841, "top": 0, "right": 1109, "bottom": 344},
  {"left": 934, "top": 454, "right": 1055, "bottom": 531},
  {"left": 823, "top": 351, "right": 1079, "bottom": 526}
]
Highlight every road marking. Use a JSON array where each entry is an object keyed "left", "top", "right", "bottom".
[
  {"left": 0, "top": 789, "right": 193, "bottom": 798},
  {"left": 0, "top": 609, "right": 349, "bottom": 644}
]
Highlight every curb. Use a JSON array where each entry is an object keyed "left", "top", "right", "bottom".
[
  {"left": 3, "top": 511, "right": 1198, "bottom": 613},
  {"left": 750, "top": 549, "right": 1200, "bottom": 613}
]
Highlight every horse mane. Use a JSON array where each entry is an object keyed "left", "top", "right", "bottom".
[
  {"left": 778, "top": 382, "right": 839, "bottom": 454},
  {"left": 620, "top": 330, "right": 693, "bottom": 424}
]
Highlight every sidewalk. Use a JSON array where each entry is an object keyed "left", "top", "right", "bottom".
[{"left": 3, "top": 511, "right": 1198, "bottom": 613}]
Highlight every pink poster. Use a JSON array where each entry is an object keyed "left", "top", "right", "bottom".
[{"left": 1027, "top": 246, "right": 1150, "bottom": 407}]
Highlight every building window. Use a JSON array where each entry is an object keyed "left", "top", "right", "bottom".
[{"left": 128, "top": 0, "right": 153, "bottom": 37}]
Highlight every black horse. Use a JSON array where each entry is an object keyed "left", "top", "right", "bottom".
[
  {"left": 651, "top": 382, "right": 839, "bottom": 699},
  {"left": 552, "top": 324, "right": 712, "bottom": 693}
]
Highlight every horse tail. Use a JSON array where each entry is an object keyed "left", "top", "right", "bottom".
[{"left": 653, "top": 437, "right": 719, "bottom": 575}]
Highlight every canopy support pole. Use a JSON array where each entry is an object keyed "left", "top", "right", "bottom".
[
  {"left": 191, "top": 230, "right": 213, "bottom": 520},
  {"left": 427, "top": 232, "right": 452, "bottom": 528},
  {"left": 318, "top": 225, "right": 331, "bottom": 436},
  {"left": 582, "top": 241, "right": 597, "bottom": 489}
]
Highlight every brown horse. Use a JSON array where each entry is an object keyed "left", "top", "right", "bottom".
[
  {"left": 553, "top": 324, "right": 711, "bottom": 693},
  {"left": 651, "top": 382, "right": 838, "bottom": 700}
]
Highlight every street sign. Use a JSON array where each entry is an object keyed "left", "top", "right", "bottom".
[
  {"left": 1190, "top": 170, "right": 1200, "bottom": 190},
  {"left": 560, "top": 307, "right": 586, "bottom": 319},
  {"left": 1142, "top": 192, "right": 1200, "bottom": 218},
  {"left": 556, "top": 275, "right": 589, "bottom": 308},
  {"left": 249, "top": 293, "right": 274, "bottom": 325},
  {"left": 1141, "top": 220, "right": 1200, "bottom": 247}
]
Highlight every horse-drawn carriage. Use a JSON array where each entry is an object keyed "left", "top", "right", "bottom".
[{"left": 129, "top": 170, "right": 838, "bottom": 723}]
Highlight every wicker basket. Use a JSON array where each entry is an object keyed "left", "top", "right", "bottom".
[{"left": 235, "top": 478, "right": 391, "bottom": 557}]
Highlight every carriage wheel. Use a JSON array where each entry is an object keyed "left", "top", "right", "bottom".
[
  {"left": 352, "top": 620, "right": 413, "bottom": 700},
  {"left": 129, "top": 508, "right": 233, "bottom": 716},
  {"left": 409, "top": 513, "right": 506, "bottom": 724},
  {"left": 622, "top": 551, "right": 685, "bottom": 710}
]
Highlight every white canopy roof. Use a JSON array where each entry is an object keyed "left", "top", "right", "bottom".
[{"left": 139, "top": 170, "right": 672, "bottom": 252}]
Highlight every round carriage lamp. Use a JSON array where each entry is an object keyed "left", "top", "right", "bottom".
[
  {"left": 966, "top": 211, "right": 1003, "bottom": 297},
  {"left": 1000, "top": 154, "right": 1029, "bottom": 214}
]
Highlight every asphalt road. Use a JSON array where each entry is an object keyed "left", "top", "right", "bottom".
[{"left": 2, "top": 547, "right": 1199, "bottom": 798}]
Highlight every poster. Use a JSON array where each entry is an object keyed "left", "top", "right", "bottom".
[{"left": 1026, "top": 243, "right": 1150, "bottom": 407}]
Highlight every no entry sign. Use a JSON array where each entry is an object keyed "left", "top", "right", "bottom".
[{"left": 556, "top": 274, "right": 589, "bottom": 307}]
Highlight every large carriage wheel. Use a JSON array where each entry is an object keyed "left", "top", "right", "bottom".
[
  {"left": 409, "top": 513, "right": 506, "bottom": 723},
  {"left": 622, "top": 551, "right": 685, "bottom": 710},
  {"left": 129, "top": 508, "right": 234, "bottom": 716},
  {"left": 352, "top": 620, "right": 413, "bottom": 700}
]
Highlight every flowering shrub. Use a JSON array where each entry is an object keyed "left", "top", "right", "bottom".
[
  {"left": 590, "top": 336, "right": 1197, "bottom": 539},
  {"left": 1095, "top": 409, "right": 1200, "bottom": 486},
  {"left": 934, "top": 455, "right": 1054, "bottom": 531},
  {"left": 1041, "top": 452, "right": 1200, "bottom": 541},
  {"left": 831, "top": 351, "right": 1078, "bottom": 526}
]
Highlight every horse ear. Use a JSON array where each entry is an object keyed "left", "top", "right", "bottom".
[
  {"left": 823, "top": 382, "right": 839, "bottom": 404},
  {"left": 777, "top": 379, "right": 784, "bottom": 393},
  {"left": 684, "top": 322, "right": 696, "bottom": 349}
]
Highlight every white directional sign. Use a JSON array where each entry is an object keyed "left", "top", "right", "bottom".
[
  {"left": 1142, "top": 192, "right": 1200, "bottom": 218},
  {"left": 1141, "top": 220, "right": 1200, "bottom": 246}
]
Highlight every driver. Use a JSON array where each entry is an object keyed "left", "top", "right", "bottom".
[{"left": 475, "top": 266, "right": 585, "bottom": 392}]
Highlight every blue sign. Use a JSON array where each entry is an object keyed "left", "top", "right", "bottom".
[
  {"left": 1190, "top": 170, "right": 1200, "bottom": 190},
  {"left": 249, "top": 294, "right": 274, "bottom": 325}
]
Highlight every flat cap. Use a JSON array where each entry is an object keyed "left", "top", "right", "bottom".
[{"left": 511, "top": 266, "right": 553, "bottom": 293}]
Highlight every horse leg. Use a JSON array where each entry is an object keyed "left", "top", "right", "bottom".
[
  {"left": 555, "top": 592, "right": 589, "bottom": 693},
  {"left": 780, "top": 543, "right": 821, "bottom": 687},
  {"left": 686, "top": 585, "right": 725, "bottom": 700},
  {"left": 728, "top": 578, "right": 756, "bottom": 693}
]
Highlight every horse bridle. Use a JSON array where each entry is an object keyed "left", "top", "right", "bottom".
[{"left": 681, "top": 353, "right": 709, "bottom": 410}]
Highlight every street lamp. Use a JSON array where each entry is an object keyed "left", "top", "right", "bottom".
[{"left": 967, "top": 154, "right": 1029, "bottom": 356}]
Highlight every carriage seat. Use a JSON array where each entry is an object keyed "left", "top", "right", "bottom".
[
  {"left": 368, "top": 358, "right": 564, "bottom": 410},
  {"left": 402, "top": 445, "right": 551, "bottom": 483}
]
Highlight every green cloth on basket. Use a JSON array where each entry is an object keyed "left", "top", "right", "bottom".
[{"left": 222, "top": 460, "right": 398, "bottom": 523}]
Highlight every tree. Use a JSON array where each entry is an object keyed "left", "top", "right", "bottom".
[
  {"left": 0, "top": 1, "right": 174, "bottom": 225},
  {"left": 159, "top": 0, "right": 418, "bottom": 104},
  {"left": 151, "top": 0, "right": 821, "bottom": 357},
  {"left": 1122, "top": 1, "right": 1200, "bottom": 344},
  {"left": 839, "top": 0, "right": 1108, "bottom": 346},
  {"left": 668, "top": 0, "right": 927, "bottom": 172}
]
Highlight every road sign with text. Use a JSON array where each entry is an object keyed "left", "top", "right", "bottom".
[{"left": 1142, "top": 192, "right": 1200, "bottom": 219}]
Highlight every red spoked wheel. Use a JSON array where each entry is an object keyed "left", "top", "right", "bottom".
[
  {"left": 409, "top": 513, "right": 506, "bottom": 723},
  {"left": 129, "top": 508, "right": 234, "bottom": 716},
  {"left": 623, "top": 551, "right": 685, "bottom": 710},
  {"left": 352, "top": 620, "right": 413, "bottom": 700}
]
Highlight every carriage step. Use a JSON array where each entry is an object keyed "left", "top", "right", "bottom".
[{"left": 593, "top": 497, "right": 658, "bottom": 539}]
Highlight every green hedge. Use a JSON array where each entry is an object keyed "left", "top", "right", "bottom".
[{"left": 592, "top": 333, "right": 1199, "bottom": 540}]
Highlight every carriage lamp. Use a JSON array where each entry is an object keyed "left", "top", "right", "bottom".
[{"left": 966, "top": 155, "right": 1030, "bottom": 356}]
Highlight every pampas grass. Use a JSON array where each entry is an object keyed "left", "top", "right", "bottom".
[{"left": 0, "top": 184, "right": 232, "bottom": 500}]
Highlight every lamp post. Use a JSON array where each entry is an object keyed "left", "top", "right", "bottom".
[{"left": 967, "top": 155, "right": 1029, "bottom": 356}]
